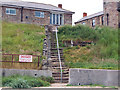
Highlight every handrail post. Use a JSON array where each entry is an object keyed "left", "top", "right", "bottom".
[
  {"left": 38, "top": 56, "right": 39, "bottom": 67},
  {"left": 12, "top": 55, "right": 13, "bottom": 63}
]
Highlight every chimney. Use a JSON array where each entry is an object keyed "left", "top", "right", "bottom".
[
  {"left": 58, "top": 4, "right": 62, "bottom": 8},
  {"left": 83, "top": 12, "right": 87, "bottom": 17}
]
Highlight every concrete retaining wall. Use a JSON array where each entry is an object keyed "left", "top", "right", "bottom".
[
  {"left": 69, "top": 68, "right": 119, "bottom": 86},
  {"left": 0, "top": 69, "right": 52, "bottom": 77}
]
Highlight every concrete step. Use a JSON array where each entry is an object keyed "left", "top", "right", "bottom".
[
  {"left": 52, "top": 69, "right": 69, "bottom": 73},
  {"left": 52, "top": 67, "right": 68, "bottom": 69},
  {"left": 51, "top": 43, "right": 57, "bottom": 45},
  {"left": 54, "top": 80, "right": 68, "bottom": 83},
  {"left": 51, "top": 59, "right": 65, "bottom": 62},
  {"left": 51, "top": 56, "right": 64, "bottom": 58},
  {"left": 52, "top": 71, "right": 69, "bottom": 74},
  {"left": 52, "top": 62, "right": 65, "bottom": 65},
  {"left": 51, "top": 51, "right": 63, "bottom": 53},
  {"left": 52, "top": 64, "right": 66, "bottom": 67},
  {"left": 51, "top": 52, "right": 63, "bottom": 54},
  {"left": 51, "top": 48, "right": 63, "bottom": 50},
  {"left": 53, "top": 77, "right": 69, "bottom": 80},
  {"left": 52, "top": 74, "right": 69, "bottom": 77},
  {"left": 52, "top": 68, "right": 69, "bottom": 71},
  {"left": 51, "top": 54, "right": 63, "bottom": 56}
]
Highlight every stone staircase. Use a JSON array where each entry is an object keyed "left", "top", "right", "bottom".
[
  {"left": 43, "top": 25, "right": 69, "bottom": 83},
  {"left": 50, "top": 33, "right": 69, "bottom": 83}
]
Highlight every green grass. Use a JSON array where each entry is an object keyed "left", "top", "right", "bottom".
[
  {"left": 2, "top": 74, "right": 54, "bottom": 88},
  {"left": 58, "top": 25, "right": 118, "bottom": 69},
  {"left": 2, "top": 22, "right": 45, "bottom": 55}
]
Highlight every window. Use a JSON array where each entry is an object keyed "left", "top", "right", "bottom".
[
  {"left": 50, "top": 13, "right": 52, "bottom": 24},
  {"left": 92, "top": 19, "right": 95, "bottom": 27},
  {"left": 106, "top": 13, "right": 109, "bottom": 26},
  {"left": 82, "top": 22, "right": 86, "bottom": 25},
  {"left": 56, "top": 14, "right": 59, "bottom": 25},
  {"left": 101, "top": 16, "right": 104, "bottom": 25},
  {"left": 35, "top": 11, "right": 44, "bottom": 18},
  {"left": 53, "top": 14, "right": 56, "bottom": 24},
  {"left": 6, "top": 8, "right": 16, "bottom": 15},
  {"left": 50, "top": 13, "right": 63, "bottom": 25}
]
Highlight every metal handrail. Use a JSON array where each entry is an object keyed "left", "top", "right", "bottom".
[{"left": 55, "top": 27, "right": 63, "bottom": 83}]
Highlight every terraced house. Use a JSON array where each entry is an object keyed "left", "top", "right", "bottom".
[
  {"left": 75, "top": 0, "right": 120, "bottom": 28},
  {"left": 0, "top": 0, "right": 74, "bottom": 25}
]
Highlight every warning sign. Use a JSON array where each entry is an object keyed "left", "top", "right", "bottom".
[{"left": 19, "top": 55, "right": 32, "bottom": 62}]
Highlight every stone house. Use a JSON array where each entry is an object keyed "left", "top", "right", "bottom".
[
  {"left": 75, "top": 0, "right": 120, "bottom": 28},
  {"left": 0, "top": 1, "right": 74, "bottom": 25}
]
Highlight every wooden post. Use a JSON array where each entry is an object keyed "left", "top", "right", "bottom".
[
  {"left": 38, "top": 56, "right": 39, "bottom": 67},
  {"left": 12, "top": 55, "right": 13, "bottom": 63}
]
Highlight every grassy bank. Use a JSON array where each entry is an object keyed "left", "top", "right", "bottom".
[
  {"left": 2, "top": 22, "right": 45, "bottom": 55},
  {"left": 2, "top": 22, "right": 45, "bottom": 69},
  {"left": 58, "top": 25, "right": 118, "bottom": 70}
]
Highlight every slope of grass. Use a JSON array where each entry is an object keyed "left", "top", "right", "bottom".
[
  {"left": 58, "top": 25, "right": 118, "bottom": 69},
  {"left": 2, "top": 22, "right": 45, "bottom": 55}
]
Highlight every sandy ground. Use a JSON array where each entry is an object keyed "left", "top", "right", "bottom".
[
  {"left": 35, "top": 83, "right": 110, "bottom": 88},
  {"left": 1, "top": 83, "right": 118, "bottom": 89}
]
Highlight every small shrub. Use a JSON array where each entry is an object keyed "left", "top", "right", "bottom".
[
  {"left": 8, "top": 78, "right": 31, "bottom": 89},
  {"left": 39, "top": 76, "right": 54, "bottom": 83},
  {"left": 27, "top": 78, "right": 50, "bottom": 87},
  {"left": 2, "top": 75, "right": 51, "bottom": 88},
  {"left": 2, "top": 77, "right": 13, "bottom": 86}
]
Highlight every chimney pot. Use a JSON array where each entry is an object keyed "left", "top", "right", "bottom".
[
  {"left": 83, "top": 12, "right": 87, "bottom": 17},
  {"left": 58, "top": 4, "right": 62, "bottom": 8}
]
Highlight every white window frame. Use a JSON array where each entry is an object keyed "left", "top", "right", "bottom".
[
  {"left": 6, "top": 8, "right": 16, "bottom": 15},
  {"left": 50, "top": 13, "right": 64, "bottom": 25},
  {"left": 35, "top": 11, "right": 44, "bottom": 18},
  {"left": 92, "top": 19, "right": 95, "bottom": 27}
]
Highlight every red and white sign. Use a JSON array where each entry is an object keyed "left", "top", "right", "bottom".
[{"left": 19, "top": 55, "right": 32, "bottom": 62}]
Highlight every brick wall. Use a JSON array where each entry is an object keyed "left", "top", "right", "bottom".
[
  {"left": 103, "top": 1, "right": 119, "bottom": 28},
  {"left": 22, "top": 9, "right": 50, "bottom": 25},
  {"left": 0, "top": 7, "right": 2, "bottom": 20},
  {"left": 75, "top": 15, "right": 104, "bottom": 27},
  {"left": 64, "top": 13, "right": 72, "bottom": 25},
  {"left": 1, "top": 6, "right": 73, "bottom": 25},
  {"left": 2, "top": 6, "right": 21, "bottom": 23},
  {"left": 118, "top": 3, "right": 120, "bottom": 28}
]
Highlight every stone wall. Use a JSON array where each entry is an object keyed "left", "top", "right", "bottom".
[
  {"left": 103, "top": 1, "right": 119, "bottom": 28},
  {"left": 69, "top": 68, "right": 119, "bottom": 86},
  {"left": 1, "top": 69, "right": 52, "bottom": 77}
]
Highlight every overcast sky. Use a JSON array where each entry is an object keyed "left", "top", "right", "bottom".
[{"left": 23, "top": 0, "right": 103, "bottom": 25}]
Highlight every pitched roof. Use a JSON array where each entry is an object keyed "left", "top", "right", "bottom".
[
  {"left": 0, "top": 0, "right": 74, "bottom": 14},
  {"left": 75, "top": 11, "right": 104, "bottom": 23}
]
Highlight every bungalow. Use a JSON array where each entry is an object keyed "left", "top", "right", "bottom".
[
  {"left": 75, "top": 0, "right": 120, "bottom": 28},
  {"left": 0, "top": 0, "right": 74, "bottom": 25}
]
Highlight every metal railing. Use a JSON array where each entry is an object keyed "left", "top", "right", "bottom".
[
  {"left": 55, "top": 27, "right": 63, "bottom": 83},
  {"left": 1, "top": 54, "right": 41, "bottom": 67}
]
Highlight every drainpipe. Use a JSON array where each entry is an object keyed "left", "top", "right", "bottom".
[{"left": 21, "top": 7, "right": 24, "bottom": 22}]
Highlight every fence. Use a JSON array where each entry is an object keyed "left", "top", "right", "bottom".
[
  {"left": 0, "top": 54, "right": 42, "bottom": 70},
  {"left": 62, "top": 40, "right": 93, "bottom": 47}
]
